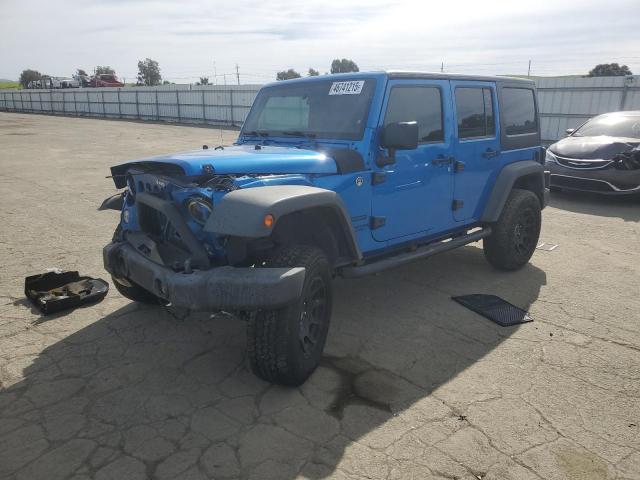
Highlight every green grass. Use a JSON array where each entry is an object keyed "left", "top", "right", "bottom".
[{"left": 0, "top": 81, "right": 20, "bottom": 89}]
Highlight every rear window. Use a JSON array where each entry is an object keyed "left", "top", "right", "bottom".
[
  {"left": 384, "top": 86, "right": 444, "bottom": 143},
  {"left": 502, "top": 88, "right": 537, "bottom": 135},
  {"left": 455, "top": 87, "right": 495, "bottom": 139}
]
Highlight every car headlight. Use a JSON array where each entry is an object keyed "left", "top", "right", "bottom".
[
  {"left": 186, "top": 197, "right": 213, "bottom": 226},
  {"left": 545, "top": 150, "right": 558, "bottom": 164}
]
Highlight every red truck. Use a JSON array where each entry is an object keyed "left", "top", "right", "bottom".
[{"left": 89, "top": 74, "right": 124, "bottom": 87}]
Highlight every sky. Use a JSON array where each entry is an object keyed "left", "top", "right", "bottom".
[{"left": 1, "top": 0, "right": 639, "bottom": 83}]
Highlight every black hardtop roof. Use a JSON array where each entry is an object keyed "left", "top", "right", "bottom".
[{"left": 386, "top": 70, "right": 536, "bottom": 85}]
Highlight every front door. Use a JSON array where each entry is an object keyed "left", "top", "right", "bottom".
[
  {"left": 371, "top": 79, "right": 455, "bottom": 242},
  {"left": 451, "top": 81, "right": 501, "bottom": 221}
]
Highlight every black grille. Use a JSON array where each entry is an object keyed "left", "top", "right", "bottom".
[
  {"left": 138, "top": 203, "right": 168, "bottom": 236},
  {"left": 551, "top": 175, "right": 615, "bottom": 192},
  {"left": 137, "top": 203, "right": 189, "bottom": 249},
  {"left": 555, "top": 156, "right": 611, "bottom": 170}
]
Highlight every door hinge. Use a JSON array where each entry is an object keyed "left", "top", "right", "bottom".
[
  {"left": 370, "top": 216, "right": 386, "bottom": 229},
  {"left": 452, "top": 199, "right": 464, "bottom": 211},
  {"left": 454, "top": 160, "right": 465, "bottom": 173},
  {"left": 371, "top": 172, "right": 386, "bottom": 185}
]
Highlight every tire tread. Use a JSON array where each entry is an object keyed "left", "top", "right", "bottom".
[{"left": 247, "top": 245, "right": 331, "bottom": 386}]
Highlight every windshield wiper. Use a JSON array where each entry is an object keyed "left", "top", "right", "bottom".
[{"left": 281, "top": 131, "right": 317, "bottom": 139}]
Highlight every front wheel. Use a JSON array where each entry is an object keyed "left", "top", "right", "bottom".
[
  {"left": 111, "top": 276, "right": 162, "bottom": 305},
  {"left": 483, "top": 188, "right": 541, "bottom": 271},
  {"left": 247, "top": 246, "right": 332, "bottom": 386}
]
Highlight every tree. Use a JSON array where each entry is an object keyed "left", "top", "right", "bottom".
[
  {"left": 330, "top": 58, "right": 359, "bottom": 74},
  {"left": 76, "top": 69, "right": 88, "bottom": 77},
  {"left": 308, "top": 68, "right": 319, "bottom": 77},
  {"left": 137, "top": 58, "right": 162, "bottom": 86},
  {"left": 95, "top": 66, "right": 115, "bottom": 75},
  {"left": 276, "top": 69, "right": 301, "bottom": 81},
  {"left": 19, "top": 69, "right": 42, "bottom": 88},
  {"left": 197, "top": 76, "right": 210, "bottom": 85},
  {"left": 588, "top": 63, "right": 632, "bottom": 77}
]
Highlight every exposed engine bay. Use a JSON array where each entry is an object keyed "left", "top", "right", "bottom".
[
  {"left": 105, "top": 166, "right": 282, "bottom": 273},
  {"left": 613, "top": 145, "right": 640, "bottom": 170}
]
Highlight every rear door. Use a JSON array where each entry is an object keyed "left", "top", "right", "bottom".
[
  {"left": 451, "top": 81, "right": 500, "bottom": 221},
  {"left": 371, "top": 79, "right": 455, "bottom": 242}
]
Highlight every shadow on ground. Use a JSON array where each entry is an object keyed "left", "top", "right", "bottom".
[
  {"left": 548, "top": 190, "right": 640, "bottom": 222},
  {"left": 0, "top": 246, "right": 546, "bottom": 480}
]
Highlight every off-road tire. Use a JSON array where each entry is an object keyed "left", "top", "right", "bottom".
[
  {"left": 111, "top": 276, "right": 162, "bottom": 304},
  {"left": 483, "top": 188, "right": 541, "bottom": 271},
  {"left": 247, "top": 246, "right": 333, "bottom": 386}
]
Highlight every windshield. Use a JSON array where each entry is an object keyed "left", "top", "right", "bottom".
[
  {"left": 574, "top": 114, "right": 640, "bottom": 138},
  {"left": 242, "top": 79, "right": 376, "bottom": 140}
]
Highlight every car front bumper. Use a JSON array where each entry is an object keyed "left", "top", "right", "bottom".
[
  {"left": 546, "top": 162, "right": 640, "bottom": 195},
  {"left": 103, "top": 241, "right": 305, "bottom": 311}
]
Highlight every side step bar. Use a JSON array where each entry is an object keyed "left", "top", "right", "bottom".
[{"left": 340, "top": 228, "right": 491, "bottom": 278}]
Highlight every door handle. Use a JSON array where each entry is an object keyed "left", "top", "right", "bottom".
[
  {"left": 482, "top": 148, "right": 500, "bottom": 158},
  {"left": 431, "top": 155, "right": 454, "bottom": 166}
]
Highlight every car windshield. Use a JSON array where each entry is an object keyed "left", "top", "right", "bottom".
[
  {"left": 242, "top": 79, "right": 376, "bottom": 140},
  {"left": 574, "top": 114, "right": 640, "bottom": 138}
]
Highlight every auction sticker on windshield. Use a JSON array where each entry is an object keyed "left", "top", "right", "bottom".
[{"left": 329, "top": 80, "right": 365, "bottom": 95}]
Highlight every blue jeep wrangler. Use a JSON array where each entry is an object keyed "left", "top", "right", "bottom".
[{"left": 102, "top": 72, "right": 548, "bottom": 385}]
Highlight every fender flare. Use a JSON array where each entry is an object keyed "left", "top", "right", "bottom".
[
  {"left": 481, "top": 161, "right": 546, "bottom": 223},
  {"left": 204, "top": 185, "right": 362, "bottom": 260}
]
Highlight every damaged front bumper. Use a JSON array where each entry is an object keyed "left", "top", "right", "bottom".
[
  {"left": 547, "top": 161, "right": 640, "bottom": 195},
  {"left": 103, "top": 241, "right": 305, "bottom": 310}
]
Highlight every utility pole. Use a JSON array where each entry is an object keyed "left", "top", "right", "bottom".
[
  {"left": 223, "top": 74, "right": 227, "bottom": 86},
  {"left": 213, "top": 60, "right": 217, "bottom": 85},
  {"left": 441, "top": 61, "right": 444, "bottom": 73},
  {"left": 235, "top": 64, "right": 240, "bottom": 85},
  {"left": 527, "top": 60, "right": 531, "bottom": 77}
]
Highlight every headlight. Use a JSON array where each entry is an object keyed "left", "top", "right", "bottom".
[
  {"left": 186, "top": 197, "right": 213, "bottom": 226},
  {"left": 545, "top": 150, "right": 558, "bottom": 164}
]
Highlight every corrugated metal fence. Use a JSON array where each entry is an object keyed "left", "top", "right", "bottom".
[
  {"left": 0, "top": 84, "right": 260, "bottom": 126},
  {"left": 536, "top": 75, "right": 640, "bottom": 144},
  {"left": 1, "top": 76, "right": 640, "bottom": 143}
]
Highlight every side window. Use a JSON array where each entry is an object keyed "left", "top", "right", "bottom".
[
  {"left": 502, "top": 88, "right": 537, "bottom": 135},
  {"left": 384, "top": 86, "right": 443, "bottom": 143},
  {"left": 455, "top": 87, "right": 495, "bottom": 139}
]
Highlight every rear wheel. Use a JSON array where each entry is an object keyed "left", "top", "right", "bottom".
[
  {"left": 247, "top": 246, "right": 332, "bottom": 386},
  {"left": 483, "top": 188, "right": 541, "bottom": 271}
]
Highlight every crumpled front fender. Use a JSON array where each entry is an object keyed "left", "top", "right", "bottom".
[{"left": 98, "top": 192, "right": 124, "bottom": 211}]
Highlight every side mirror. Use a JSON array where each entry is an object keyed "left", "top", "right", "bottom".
[
  {"left": 565, "top": 128, "right": 575, "bottom": 136},
  {"left": 377, "top": 122, "right": 419, "bottom": 166},
  {"left": 381, "top": 121, "right": 419, "bottom": 151}
]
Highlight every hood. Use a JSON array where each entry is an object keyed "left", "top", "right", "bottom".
[
  {"left": 110, "top": 145, "right": 339, "bottom": 187},
  {"left": 549, "top": 135, "right": 640, "bottom": 160}
]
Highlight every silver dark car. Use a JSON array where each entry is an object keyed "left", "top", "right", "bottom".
[{"left": 546, "top": 111, "right": 640, "bottom": 195}]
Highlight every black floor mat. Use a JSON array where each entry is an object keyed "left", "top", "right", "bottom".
[{"left": 452, "top": 294, "right": 533, "bottom": 327}]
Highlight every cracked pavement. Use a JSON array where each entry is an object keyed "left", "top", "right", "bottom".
[{"left": 1, "top": 112, "right": 639, "bottom": 480}]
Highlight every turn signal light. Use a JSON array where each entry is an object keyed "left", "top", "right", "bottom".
[{"left": 264, "top": 214, "right": 275, "bottom": 228}]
